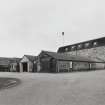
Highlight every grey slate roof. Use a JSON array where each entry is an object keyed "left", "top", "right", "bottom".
[
  {"left": 24, "top": 55, "right": 37, "bottom": 62},
  {"left": 10, "top": 58, "right": 21, "bottom": 63},
  {"left": 0, "top": 57, "right": 21, "bottom": 66},
  {"left": 41, "top": 51, "right": 105, "bottom": 63},
  {"left": 0, "top": 57, "right": 11, "bottom": 66},
  {"left": 58, "top": 36, "right": 105, "bottom": 53}
]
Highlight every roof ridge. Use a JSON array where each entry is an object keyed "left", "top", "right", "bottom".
[{"left": 24, "top": 55, "right": 36, "bottom": 57}]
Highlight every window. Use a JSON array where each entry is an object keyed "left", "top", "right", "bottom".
[
  {"left": 93, "top": 42, "right": 98, "bottom": 46},
  {"left": 69, "top": 61, "right": 72, "bottom": 68},
  {"left": 78, "top": 44, "right": 82, "bottom": 49},
  {"left": 85, "top": 43, "right": 90, "bottom": 47},
  {"left": 71, "top": 46, "right": 75, "bottom": 50},
  {"left": 65, "top": 48, "right": 68, "bottom": 51}
]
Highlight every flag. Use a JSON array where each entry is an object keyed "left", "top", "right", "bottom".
[{"left": 62, "top": 32, "right": 64, "bottom": 36}]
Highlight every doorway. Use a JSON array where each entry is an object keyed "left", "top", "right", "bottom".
[{"left": 22, "top": 62, "right": 28, "bottom": 72}]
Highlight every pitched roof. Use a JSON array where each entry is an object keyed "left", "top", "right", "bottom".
[
  {"left": 24, "top": 55, "right": 37, "bottom": 62},
  {"left": 0, "top": 57, "right": 21, "bottom": 66},
  {"left": 10, "top": 58, "right": 21, "bottom": 63},
  {"left": 40, "top": 51, "right": 105, "bottom": 63},
  {"left": 58, "top": 36, "right": 105, "bottom": 53}
]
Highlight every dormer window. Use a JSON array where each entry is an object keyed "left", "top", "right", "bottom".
[
  {"left": 93, "top": 42, "right": 98, "bottom": 46},
  {"left": 78, "top": 44, "right": 82, "bottom": 48},
  {"left": 71, "top": 46, "right": 75, "bottom": 50},
  {"left": 85, "top": 43, "right": 90, "bottom": 47},
  {"left": 65, "top": 48, "right": 68, "bottom": 51}
]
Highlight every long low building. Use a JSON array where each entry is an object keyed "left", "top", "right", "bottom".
[
  {"left": 0, "top": 51, "right": 105, "bottom": 73},
  {"left": 37, "top": 51, "right": 105, "bottom": 73},
  {"left": 1, "top": 37, "right": 105, "bottom": 73},
  {"left": 0, "top": 57, "right": 10, "bottom": 72},
  {"left": 0, "top": 55, "right": 37, "bottom": 73},
  {"left": 0, "top": 57, "right": 21, "bottom": 72},
  {"left": 58, "top": 37, "right": 105, "bottom": 62}
]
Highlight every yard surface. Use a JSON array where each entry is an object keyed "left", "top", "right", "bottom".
[{"left": 0, "top": 70, "right": 105, "bottom": 105}]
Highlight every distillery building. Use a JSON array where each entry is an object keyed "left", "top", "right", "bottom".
[
  {"left": 57, "top": 37, "right": 105, "bottom": 71},
  {"left": 37, "top": 51, "right": 105, "bottom": 73},
  {"left": 0, "top": 37, "right": 105, "bottom": 73},
  {"left": 58, "top": 37, "right": 105, "bottom": 61}
]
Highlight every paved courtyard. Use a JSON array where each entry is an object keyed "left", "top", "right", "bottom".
[
  {"left": 0, "top": 70, "right": 105, "bottom": 105},
  {"left": 0, "top": 77, "right": 20, "bottom": 90}
]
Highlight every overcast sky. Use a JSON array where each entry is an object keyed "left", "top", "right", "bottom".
[{"left": 0, "top": 0, "right": 105, "bottom": 57}]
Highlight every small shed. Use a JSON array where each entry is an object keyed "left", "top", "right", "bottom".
[{"left": 38, "top": 51, "right": 105, "bottom": 73}]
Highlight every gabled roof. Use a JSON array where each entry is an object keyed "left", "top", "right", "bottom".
[
  {"left": 24, "top": 55, "right": 37, "bottom": 62},
  {"left": 10, "top": 58, "right": 21, "bottom": 63},
  {"left": 40, "top": 51, "right": 105, "bottom": 63},
  {"left": 0, "top": 57, "right": 14, "bottom": 66},
  {"left": 0, "top": 57, "right": 21, "bottom": 66},
  {"left": 0, "top": 57, "right": 12, "bottom": 66}
]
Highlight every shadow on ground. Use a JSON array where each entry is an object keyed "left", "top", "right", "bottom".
[{"left": 0, "top": 77, "right": 21, "bottom": 90}]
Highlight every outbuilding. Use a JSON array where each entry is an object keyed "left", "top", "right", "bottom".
[
  {"left": 0, "top": 57, "right": 10, "bottom": 72},
  {"left": 19, "top": 55, "right": 37, "bottom": 72}
]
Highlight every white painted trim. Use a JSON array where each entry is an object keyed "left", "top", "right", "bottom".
[{"left": 19, "top": 63, "right": 23, "bottom": 72}]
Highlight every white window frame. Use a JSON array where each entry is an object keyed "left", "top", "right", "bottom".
[
  {"left": 69, "top": 61, "right": 73, "bottom": 68},
  {"left": 78, "top": 44, "right": 82, "bottom": 48},
  {"left": 93, "top": 42, "right": 97, "bottom": 46},
  {"left": 65, "top": 48, "right": 68, "bottom": 51},
  {"left": 85, "top": 43, "right": 89, "bottom": 47},
  {"left": 71, "top": 46, "right": 75, "bottom": 50}
]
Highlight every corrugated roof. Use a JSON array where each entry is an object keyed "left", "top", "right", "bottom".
[{"left": 41, "top": 51, "right": 105, "bottom": 63}]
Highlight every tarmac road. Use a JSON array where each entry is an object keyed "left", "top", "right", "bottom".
[{"left": 0, "top": 71, "right": 105, "bottom": 105}]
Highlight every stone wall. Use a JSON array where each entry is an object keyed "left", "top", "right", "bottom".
[
  {"left": 57, "top": 61, "right": 71, "bottom": 72},
  {"left": 28, "top": 61, "right": 33, "bottom": 72},
  {"left": 57, "top": 60, "right": 105, "bottom": 72},
  {"left": 73, "top": 62, "right": 90, "bottom": 71},
  {"left": 66, "top": 46, "right": 105, "bottom": 61},
  {"left": 91, "top": 63, "right": 105, "bottom": 69},
  {"left": 10, "top": 63, "right": 18, "bottom": 72},
  {"left": 57, "top": 61, "right": 90, "bottom": 72}
]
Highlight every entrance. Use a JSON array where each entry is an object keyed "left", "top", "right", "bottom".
[{"left": 22, "top": 62, "right": 28, "bottom": 72}]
